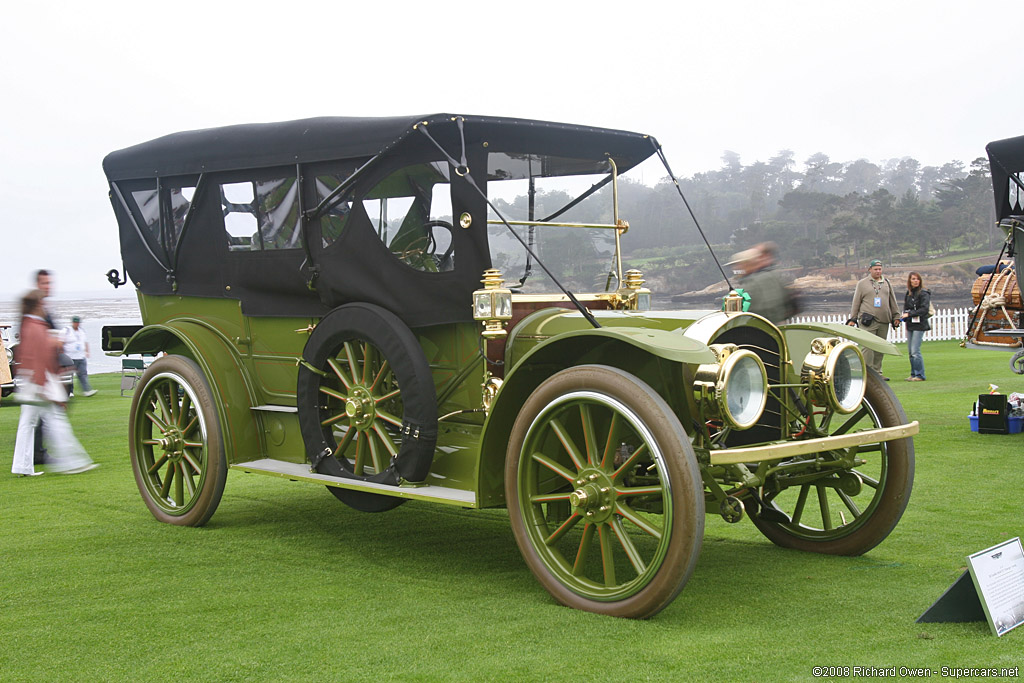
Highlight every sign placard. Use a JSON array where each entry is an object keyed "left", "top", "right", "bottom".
[
  {"left": 918, "top": 537, "right": 1024, "bottom": 637},
  {"left": 967, "top": 537, "right": 1024, "bottom": 636}
]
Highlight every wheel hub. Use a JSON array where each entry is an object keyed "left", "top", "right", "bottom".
[
  {"left": 570, "top": 470, "right": 614, "bottom": 522},
  {"left": 344, "top": 387, "right": 375, "bottom": 430},
  {"left": 158, "top": 428, "right": 185, "bottom": 462}
]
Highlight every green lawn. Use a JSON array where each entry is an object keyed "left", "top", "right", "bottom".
[{"left": 1, "top": 341, "right": 1021, "bottom": 681}]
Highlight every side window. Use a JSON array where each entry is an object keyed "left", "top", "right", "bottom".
[
  {"left": 365, "top": 162, "right": 454, "bottom": 272},
  {"left": 168, "top": 186, "right": 195, "bottom": 248},
  {"left": 317, "top": 175, "right": 352, "bottom": 248},
  {"left": 221, "top": 175, "right": 300, "bottom": 252},
  {"left": 222, "top": 182, "right": 258, "bottom": 251},
  {"left": 130, "top": 188, "right": 160, "bottom": 244},
  {"left": 257, "top": 177, "right": 299, "bottom": 249},
  {"left": 127, "top": 182, "right": 193, "bottom": 254}
]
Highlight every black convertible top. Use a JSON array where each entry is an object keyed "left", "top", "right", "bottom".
[
  {"left": 987, "top": 134, "right": 1024, "bottom": 220},
  {"left": 103, "top": 114, "right": 657, "bottom": 180},
  {"left": 104, "top": 114, "right": 659, "bottom": 327}
]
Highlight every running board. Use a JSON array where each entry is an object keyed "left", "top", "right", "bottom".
[{"left": 230, "top": 459, "right": 478, "bottom": 508}]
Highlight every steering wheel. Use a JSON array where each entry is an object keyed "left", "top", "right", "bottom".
[{"left": 421, "top": 220, "right": 455, "bottom": 269}]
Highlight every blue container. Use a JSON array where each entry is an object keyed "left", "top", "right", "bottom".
[{"left": 969, "top": 413, "right": 1024, "bottom": 433}]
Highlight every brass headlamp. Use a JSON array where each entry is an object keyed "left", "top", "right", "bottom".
[
  {"left": 693, "top": 343, "right": 768, "bottom": 430},
  {"left": 801, "top": 337, "right": 865, "bottom": 414}
]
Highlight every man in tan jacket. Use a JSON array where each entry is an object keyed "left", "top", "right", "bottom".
[{"left": 846, "top": 259, "right": 900, "bottom": 380}]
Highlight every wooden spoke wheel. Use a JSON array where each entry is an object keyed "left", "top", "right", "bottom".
[
  {"left": 129, "top": 355, "right": 227, "bottom": 526},
  {"left": 506, "top": 365, "right": 704, "bottom": 619},
  {"left": 750, "top": 370, "right": 914, "bottom": 555},
  {"left": 297, "top": 303, "right": 437, "bottom": 513}
]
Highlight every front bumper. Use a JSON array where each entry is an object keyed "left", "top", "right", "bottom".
[{"left": 707, "top": 421, "right": 920, "bottom": 466}]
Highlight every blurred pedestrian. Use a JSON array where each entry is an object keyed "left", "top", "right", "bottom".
[
  {"left": 11, "top": 290, "right": 96, "bottom": 476},
  {"left": 727, "top": 242, "right": 796, "bottom": 323},
  {"left": 32, "top": 269, "right": 56, "bottom": 464},
  {"left": 900, "top": 271, "right": 931, "bottom": 381},
  {"left": 846, "top": 259, "right": 900, "bottom": 380},
  {"left": 64, "top": 315, "right": 97, "bottom": 396}
]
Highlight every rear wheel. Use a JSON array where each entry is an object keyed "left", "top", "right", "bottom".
[
  {"left": 750, "top": 370, "right": 914, "bottom": 555},
  {"left": 506, "top": 365, "right": 704, "bottom": 618},
  {"left": 129, "top": 355, "right": 227, "bottom": 526}
]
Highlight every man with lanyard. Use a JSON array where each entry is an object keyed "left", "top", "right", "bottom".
[{"left": 847, "top": 259, "right": 900, "bottom": 380}]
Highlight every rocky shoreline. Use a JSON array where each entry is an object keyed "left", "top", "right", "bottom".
[{"left": 662, "top": 265, "right": 983, "bottom": 315}]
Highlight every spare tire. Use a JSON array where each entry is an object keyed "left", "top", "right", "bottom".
[{"left": 297, "top": 303, "right": 438, "bottom": 512}]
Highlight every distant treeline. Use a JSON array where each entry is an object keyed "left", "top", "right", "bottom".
[{"left": 493, "top": 151, "right": 997, "bottom": 293}]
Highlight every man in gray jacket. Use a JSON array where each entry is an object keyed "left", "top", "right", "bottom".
[{"left": 846, "top": 259, "right": 900, "bottom": 380}]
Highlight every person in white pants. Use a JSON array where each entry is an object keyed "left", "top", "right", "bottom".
[{"left": 11, "top": 290, "right": 95, "bottom": 476}]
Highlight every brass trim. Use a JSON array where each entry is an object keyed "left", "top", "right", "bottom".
[
  {"left": 485, "top": 219, "right": 623, "bottom": 231},
  {"left": 708, "top": 421, "right": 920, "bottom": 465},
  {"left": 509, "top": 292, "right": 608, "bottom": 303},
  {"left": 608, "top": 156, "right": 623, "bottom": 286}
]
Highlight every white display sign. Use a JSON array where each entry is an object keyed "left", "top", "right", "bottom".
[{"left": 967, "top": 537, "right": 1024, "bottom": 637}]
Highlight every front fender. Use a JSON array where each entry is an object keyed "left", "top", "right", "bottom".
[
  {"left": 476, "top": 328, "right": 713, "bottom": 507},
  {"left": 781, "top": 322, "right": 900, "bottom": 372},
  {"left": 124, "top": 321, "right": 262, "bottom": 464}
]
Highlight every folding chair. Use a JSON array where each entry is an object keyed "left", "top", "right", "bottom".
[{"left": 121, "top": 358, "right": 146, "bottom": 396}]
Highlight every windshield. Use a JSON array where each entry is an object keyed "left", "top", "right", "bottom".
[{"left": 486, "top": 152, "right": 619, "bottom": 293}]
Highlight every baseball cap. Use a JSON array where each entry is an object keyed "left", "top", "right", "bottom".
[
  {"left": 71, "top": 315, "right": 81, "bottom": 322},
  {"left": 868, "top": 259, "right": 882, "bottom": 267},
  {"left": 726, "top": 248, "right": 759, "bottom": 266}
]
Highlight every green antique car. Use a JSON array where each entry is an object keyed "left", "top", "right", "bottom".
[{"left": 102, "top": 115, "right": 918, "bottom": 618}]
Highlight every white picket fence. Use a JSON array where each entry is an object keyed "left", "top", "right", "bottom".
[{"left": 790, "top": 308, "right": 971, "bottom": 344}]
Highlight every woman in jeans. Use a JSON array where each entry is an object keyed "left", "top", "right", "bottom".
[{"left": 900, "top": 272, "right": 931, "bottom": 381}]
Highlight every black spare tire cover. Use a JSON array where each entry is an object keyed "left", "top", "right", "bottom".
[{"left": 296, "top": 302, "right": 438, "bottom": 485}]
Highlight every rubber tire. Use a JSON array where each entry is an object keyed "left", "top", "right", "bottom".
[
  {"left": 297, "top": 303, "right": 437, "bottom": 513},
  {"left": 506, "top": 365, "right": 705, "bottom": 619},
  {"left": 750, "top": 369, "right": 914, "bottom": 555},
  {"left": 129, "top": 355, "right": 228, "bottom": 527}
]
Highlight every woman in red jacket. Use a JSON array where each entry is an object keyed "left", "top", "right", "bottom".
[{"left": 11, "top": 290, "right": 95, "bottom": 476}]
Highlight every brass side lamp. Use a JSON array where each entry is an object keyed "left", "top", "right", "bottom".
[
  {"left": 723, "top": 290, "right": 745, "bottom": 312},
  {"left": 473, "top": 268, "right": 513, "bottom": 339},
  {"left": 621, "top": 269, "right": 651, "bottom": 311}
]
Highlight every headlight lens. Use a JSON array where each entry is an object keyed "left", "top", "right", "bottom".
[
  {"left": 723, "top": 351, "right": 768, "bottom": 428},
  {"left": 694, "top": 344, "right": 768, "bottom": 430},
  {"left": 801, "top": 338, "right": 865, "bottom": 414},
  {"left": 827, "top": 343, "right": 865, "bottom": 413}
]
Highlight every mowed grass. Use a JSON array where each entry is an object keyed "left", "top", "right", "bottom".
[{"left": 1, "top": 341, "right": 1021, "bottom": 682}]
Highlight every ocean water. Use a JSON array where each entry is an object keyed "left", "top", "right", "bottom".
[{"left": 0, "top": 295, "right": 142, "bottom": 375}]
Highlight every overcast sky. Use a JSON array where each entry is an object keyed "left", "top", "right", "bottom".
[{"left": 1, "top": 0, "right": 1019, "bottom": 298}]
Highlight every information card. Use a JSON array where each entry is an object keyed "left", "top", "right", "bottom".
[{"left": 967, "top": 537, "right": 1024, "bottom": 637}]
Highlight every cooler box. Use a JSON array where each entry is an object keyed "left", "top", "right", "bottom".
[{"left": 975, "top": 394, "right": 1012, "bottom": 434}]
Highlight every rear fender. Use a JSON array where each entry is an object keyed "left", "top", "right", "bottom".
[{"left": 124, "top": 322, "right": 262, "bottom": 464}]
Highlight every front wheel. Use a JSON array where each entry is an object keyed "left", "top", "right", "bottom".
[
  {"left": 750, "top": 370, "right": 914, "bottom": 555},
  {"left": 129, "top": 355, "right": 227, "bottom": 526},
  {"left": 506, "top": 365, "right": 704, "bottom": 618}
]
